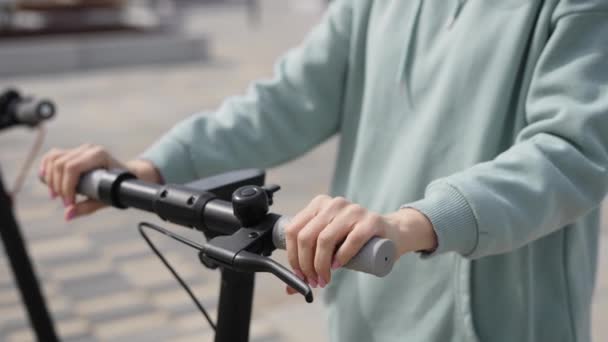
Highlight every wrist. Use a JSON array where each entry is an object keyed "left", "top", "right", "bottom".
[
  {"left": 385, "top": 208, "right": 437, "bottom": 256},
  {"left": 125, "top": 159, "right": 163, "bottom": 184}
]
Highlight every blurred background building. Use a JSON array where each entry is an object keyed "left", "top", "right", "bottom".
[{"left": 0, "top": 1, "right": 606, "bottom": 341}]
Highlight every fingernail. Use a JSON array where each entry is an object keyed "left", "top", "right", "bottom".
[
  {"left": 50, "top": 189, "right": 57, "bottom": 199},
  {"left": 65, "top": 207, "right": 75, "bottom": 221},
  {"left": 331, "top": 260, "right": 341, "bottom": 270},
  {"left": 308, "top": 278, "right": 318, "bottom": 288},
  {"left": 38, "top": 168, "right": 45, "bottom": 178},
  {"left": 63, "top": 198, "right": 69, "bottom": 207},
  {"left": 318, "top": 276, "right": 326, "bottom": 288}
]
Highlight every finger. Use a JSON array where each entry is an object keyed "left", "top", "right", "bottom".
[
  {"left": 42, "top": 148, "right": 65, "bottom": 198},
  {"left": 285, "top": 286, "right": 298, "bottom": 295},
  {"left": 62, "top": 147, "right": 109, "bottom": 207},
  {"left": 314, "top": 204, "right": 365, "bottom": 285},
  {"left": 52, "top": 146, "right": 88, "bottom": 203},
  {"left": 64, "top": 199, "right": 106, "bottom": 221},
  {"left": 285, "top": 195, "right": 330, "bottom": 276},
  {"left": 334, "top": 214, "right": 384, "bottom": 268},
  {"left": 40, "top": 148, "right": 63, "bottom": 177},
  {"left": 297, "top": 197, "right": 349, "bottom": 286},
  {"left": 286, "top": 265, "right": 307, "bottom": 295}
]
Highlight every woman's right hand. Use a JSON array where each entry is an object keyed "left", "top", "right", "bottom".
[{"left": 39, "top": 144, "right": 160, "bottom": 221}]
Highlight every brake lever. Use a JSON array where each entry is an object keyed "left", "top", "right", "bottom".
[
  {"left": 234, "top": 250, "right": 313, "bottom": 303},
  {"left": 199, "top": 242, "right": 313, "bottom": 303}
]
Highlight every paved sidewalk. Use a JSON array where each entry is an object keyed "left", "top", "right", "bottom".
[{"left": 0, "top": 1, "right": 606, "bottom": 341}]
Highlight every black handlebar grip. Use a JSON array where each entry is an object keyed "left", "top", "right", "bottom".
[
  {"left": 272, "top": 216, "right": 397, "bottom": 277},
  {"left": 14, "top": 98, "right": 55, "bottom": 127}
]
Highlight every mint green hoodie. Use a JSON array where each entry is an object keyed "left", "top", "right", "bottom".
[{"left": 142, "top": 0, "right": 608, "bottom": 341}]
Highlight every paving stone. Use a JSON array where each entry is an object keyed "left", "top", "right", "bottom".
[
  {"left": 87, "top": 301, "right": 156, "bottom": 325},
  {"left": 0, "top": 305, "right": 29, "bottom": 332},
  {"left": 55, "top": 317, "right": 91, "bottom": 341},
  {"left": 251, "top": 334, "right": 283, "bottom": 342},
  {"left": 164, "top": 297, "right": 216, "bottom": 318},
  {"left": 92, "top": 312, "right": 169, "bottom": 341},
  {"left": 29, "top": 235, "right": 94, "bottom": 264},
  {"left": 0, "top": 288, "right": 20, "bottom": 307},
  {"left": 87, "top": 225, "right": 140, "bottom": 246},
  {"left": 50, "top": 257, "right": 113, "bottom": 282},
  {"left": 75, "top": 291, "right": 147, "bottom": 317},
  {"left": 60, "top": 271, "right": 132, "bottom": 300},
  {"left": 171, "top": 329, "right": 214, "bottom": 342},
  {"left": 104, "top": 325, "right": 180, "bottom": 342},
  {"left": 118, "top": 252, "right": 205, "bottom": 289},
  {"left": 144, "top": 273, "right": 209, "bottom": 293},
  {"left": 151, "top": 281, "right": 218, "bottom": 312},
  {"left": 102, "top": 239, "right": 151, "bottom": 262},
  {"left": 5, "top": 328, "right": 35, "bottom": 342},
  {"left": 38, "top": 248, "right": 100, "bottom": 269},
  {"left": 171, "top": 310, "right": 217, "bottom": 334},
  {"left": 63, "top": 334, "right": 97, "bottom": 342}
]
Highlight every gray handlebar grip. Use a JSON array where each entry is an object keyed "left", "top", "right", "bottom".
[
  {"left": 15, "top": 99, "right": 55, "bottom": 126},
  {"left": 272, "top": 216, "right": 396, "bottom": 277},
  {"left": 75, "top": 170, "right": 105, "bottom": 200}
]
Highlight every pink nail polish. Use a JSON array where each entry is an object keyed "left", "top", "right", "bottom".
[
  {"left": 331, "top": 260, "right": 342, "bottom": 270},
  {"left": 50, "top": 190, "right": 56, "bottom": 199},
  {"left": 318, "top": 276, "right": 326, "bottom": 288},
  {"left": 38, "top": 168, "right": 45, "bottom": 178},
  {"left": 65, "top": 207, "right": 75, "bottom": 221},
  {"left": 308, "top": 278, "right": 318, "bottom": 288}
]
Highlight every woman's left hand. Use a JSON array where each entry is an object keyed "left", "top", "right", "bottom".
[{"left": 284, "top": 195, "right": 437, "bottom": 294}]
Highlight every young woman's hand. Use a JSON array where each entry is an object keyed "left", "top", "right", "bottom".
[
  {"left": 284, "top": 195, "right": 436, "bottom": 294},
  {"left": 39, "top": 144, "right": 161, "bottom": 221}
]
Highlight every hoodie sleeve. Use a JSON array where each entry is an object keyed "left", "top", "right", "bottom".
[
  {"left": 141, "top": 1, "right": 353, "bottom": 184},
  {"left": 405, "top": 8, "right": 608, "bottom": 259}
]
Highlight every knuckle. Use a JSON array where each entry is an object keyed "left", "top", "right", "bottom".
[
  {"left": 347, "top": 203, "right": 365, "bottom": 216},
  {"left": 55, "top": 159, "right": 66, "bottom": 170},
  {"left": 348, "top": 231, "right": 367, "bottom": 246},
  {"left": 312, "top": 194, "right": 331, "bottom": 205},
  {"left": 285, "top": 225, "right": 298, "bottom": 240},
  {"left": 317, "top": 231, "right": 334, "bottom": 248},
  {"left": 332, "top": 196, "right": 349, "bottom": 206},
  {"left": 64, "top": 161, "right": 78, "bottom": 174},
  {"left": 297, "top": 232, "right": 314, "bottom": 248},
  {"left": 325, "top": 197, "right": 348, "bottom": 212},
  {"left": 90, "top": 145, "right": 107, "bottom": 157},
  {"left": 366, "top": 213, "right": 382, "bottom": 227}
]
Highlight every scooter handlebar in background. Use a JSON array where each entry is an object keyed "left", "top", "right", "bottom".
[{"left": 0, "top": 89, "right": 56, "bottom": 130}]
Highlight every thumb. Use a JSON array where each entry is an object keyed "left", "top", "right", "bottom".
[{"left": 64, "top": 200, "right": 106, "bottom": 221}]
